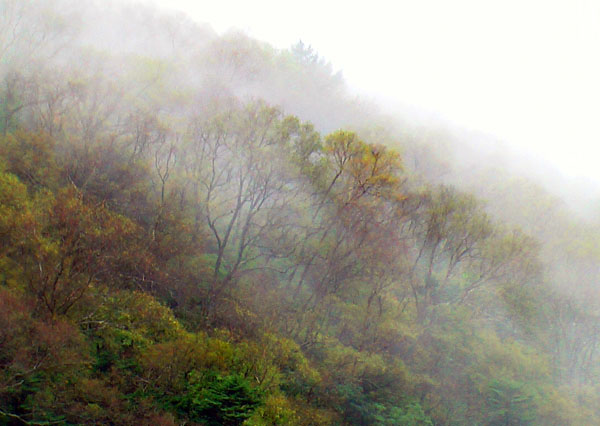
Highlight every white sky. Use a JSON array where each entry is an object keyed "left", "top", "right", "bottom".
[{"left": 148, "top": 0, "right": 600, "bottom": 183}]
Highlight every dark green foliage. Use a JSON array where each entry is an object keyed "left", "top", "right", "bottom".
[
  {"left": 384, "top": 403, "right": 433, "bottom": 426},
  {"left": 333, "top": 385, "right": 433, "bottom": 426},
  {"left": 169, "top": 371, "right": 263, "bottom": 425},
  {"left": 486, "top": 379, "right": 537, "bottom": 426}
]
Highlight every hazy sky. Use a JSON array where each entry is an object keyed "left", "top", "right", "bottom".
[{"left": 148, "top": 0, "right": 600, "bottom": 183}]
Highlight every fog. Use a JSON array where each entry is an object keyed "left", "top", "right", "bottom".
[
  {"left": 2, "top": 0, "right": 600, "bottom": 424},
  {"left": 148, "top": 0, "right": 600, "bottom": 206}
]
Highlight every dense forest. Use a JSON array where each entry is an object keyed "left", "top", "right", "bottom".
[{"left": 2, "top": 1, "right": 600, "bottom": 424}]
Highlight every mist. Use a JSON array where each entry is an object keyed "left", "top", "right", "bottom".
[{"left": 1, "top": 0, "right": 600, "bottom": 424}]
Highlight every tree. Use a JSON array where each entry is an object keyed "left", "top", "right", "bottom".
[
  {"left": 171, "top": 371, "right": 263, "bottom": 426},
  {"left": 181, "top": 102, "right": 307, "bottom": 312},
  {"left": 13, "top": 186, "right": 141, "bottom": 317},
  {"left": 486, "top": 378, "right": 537, "bottom": 426}
]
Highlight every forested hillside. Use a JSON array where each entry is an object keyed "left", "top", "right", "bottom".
[{"left": 2, "top": 1, "right": 600, "bottom": 425}]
